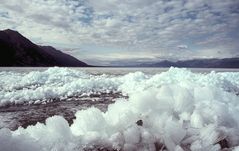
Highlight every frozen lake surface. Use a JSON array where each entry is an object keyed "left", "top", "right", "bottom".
[{"left": 0, "top": 67, "right": 239, "bottom": 151}]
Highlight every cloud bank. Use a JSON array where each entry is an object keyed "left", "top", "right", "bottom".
[{"left": 0, "top": 0, "right": 239, "bottom": 65}]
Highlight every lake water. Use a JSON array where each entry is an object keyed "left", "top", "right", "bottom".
[{"left": 1, "top": 67, "right": 239, "bottom": 74}]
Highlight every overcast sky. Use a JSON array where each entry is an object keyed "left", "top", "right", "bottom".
[{"left": 1, "top": 0, "right": 239, "bottom": 65}]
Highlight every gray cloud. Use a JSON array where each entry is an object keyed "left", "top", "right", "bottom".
[{"left": 177, "top": 45, "right": 188, "bottom": 49}]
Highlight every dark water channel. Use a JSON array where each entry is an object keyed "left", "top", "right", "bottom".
[{"left": 0, "top": 93, "right": 126, "bottom": 130}]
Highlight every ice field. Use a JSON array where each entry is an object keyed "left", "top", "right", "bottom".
[{"left": 0, "top": 67, "right": 239, "bottom": 151}]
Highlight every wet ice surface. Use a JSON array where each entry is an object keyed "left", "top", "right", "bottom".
[
  {"left": 1, "top": 67, "right": 239, "bottom": 151},
  {"left": 0, "top": 92, "right": 125, "bottom": 130}
]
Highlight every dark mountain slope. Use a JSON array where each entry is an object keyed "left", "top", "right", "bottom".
[{"left": 0, "top": 29, "right": 88, "bottom": 67}]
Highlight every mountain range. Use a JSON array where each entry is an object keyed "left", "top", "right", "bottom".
[
  {"left": 139, "top": 58, "right": 239, "bottom": 68},
  {"left": 0, "top": 29, "right": 88, "bottom": 67}
]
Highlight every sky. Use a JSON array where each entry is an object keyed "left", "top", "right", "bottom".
[{"left": 0, "top": 0, "right": 239, "bottom": 65}]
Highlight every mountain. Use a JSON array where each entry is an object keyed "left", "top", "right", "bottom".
[
  {"left": 139, "top": 58, "right": 239, "bottom": 68},
  {"left": 0, "top": 29, "right": 89, "bottom": 67}
]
